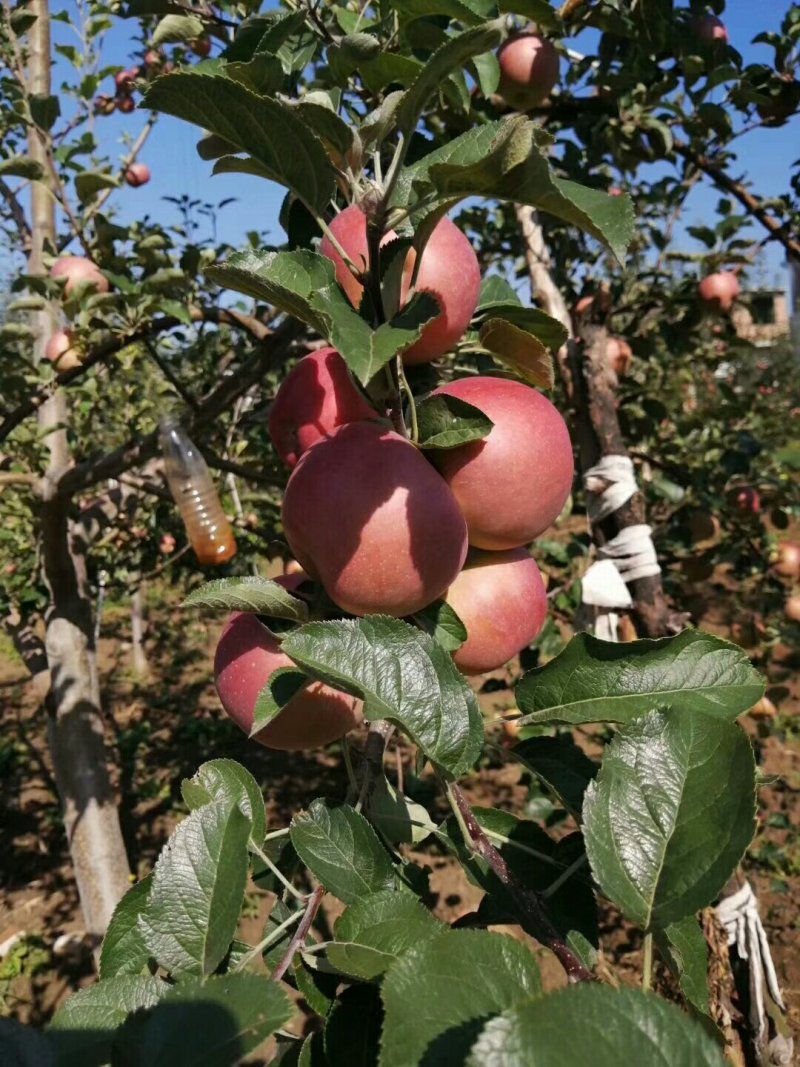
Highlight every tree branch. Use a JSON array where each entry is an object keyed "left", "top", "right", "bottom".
[
  {"left": 270, "top": 885, "right": 325, "bottom": 983},
  {"left": 0, "top": 176, "right": 32, "bottom": 251}
]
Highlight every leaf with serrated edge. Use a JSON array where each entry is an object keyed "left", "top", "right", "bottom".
[
  {"left": 142, "top": 72, "right": 334, "bottom": 213},
  {"left": 182, "top": 577, "right": 309, "bottom": 621},
  {"left": 328, "top": 889, "right": 442, "bottom": 980},
  {"left": 512, "top": 735, "right": 598, "bottom": 820},
  {"left": 411, "top": 599, "right": 467, "bottom": 654},
  {"left": 379, "top": 928, "right": 541, "bottom": 1067},
  {"left": 138, "top": 801, "right": 251, "bottom": 976},
  {"left": 655, "top": 916, "right": 710, "bottom": 1016},
  {"left": 516, "top": 630, "right": 765, "bottom": 727},
  {"left": 47, "top": 976, "right": 167, "bottom": 1067},
  {"left": 416, "top": 393, "right": 493, "bottom": 450},
  {"left": 133, "top": 974, "right": 293, "bottom": 1066},
  {"left": 291, "top": 799, "right": 396, "bottom": 905},
  {"left": 181, "top": 759, "right": 267, "bottom": 850},
  {"left": 99, "top": 875, "right": 153, "bottom": 979},
  {"left": 465, "top": 985, "right": 726, "bottom": 1067},
  {"left": 479, "top": 318, "right": 555, "bottom": 389},
  {"left": 583, "top": 708, "right": 756, "bottom": 929},
  {"left": 281, "top": 616, "right": 483, "bottom": 776}
]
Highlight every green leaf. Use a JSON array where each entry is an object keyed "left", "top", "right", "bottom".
[
  {"left": 324, "top": 985, "right": 383, "bottom": 1067},
  {"left": 498, "top": 0, "right": 560, "bottom": 28},
  {"left": 182, "top": 576, "right": 309, "bottom": 621},
  {"left": 471, "top": 49, "right": 501, "bottom": 96},
  {"left": 478, "top": 317, "right": 555, "bottom": 388},
  {"left": 251, "top": 668, "right": 310, "bottom": 737},
  {"left": 516, "top": 630, "right": 766, "bottom": 728},
  {"left": 366, "top": 774, "right": 438, "bottom": 845},
  {"left": 512, "top": 735, "right": 598, "bottom": 820},
  {"left": 410, "top": 599, "right": 467, "bottom": 654},
  {"left": 0, "top": 1019, "right": 55, "bottom": 1067},
  {"left": 399, "top": 117, "right": 634, "bottom": 263},
  {"left": 142, "top": 72, "right": 335, "bottom": 214},
  {"left": 281, "top": 617, "right": 483, "bottom": 776},
  {"left": 416, "top": 392, "right": 493, "bottom": 449},
  {"left": 360, "top": 90, "right": 405, "bottom": 149},
  {"left": 379, "top": 928, "right": 541, "bottom": 1067},
  {"left": 223, "top": 11, "right": 307, "bottom": 63},
  {"left": 290, "top": 798, "right": 396, "bottom": 904},
  {"left": 389, "top": 0, "right": 498, "bottom": 24},
  {"left": 655, "top": 917, "right": 710, "bottom": 1016},
  {"left": 477, "top": 274, "right": 521, "bottom": 309},
  {"left": 152, "top": 13, "right": 204, "bottom": 45},
  {"left": 180, "top": 759, "right": 267, "bottom": 850},
  {"left": 358, "top": 53, "right": 424, "bottom": 94},
  {"left": 293, "top": 98, "right": 354, "bottom": 159},
  {"left": 465, "top": 985, "right": 727, "bottom": 1067},
  {"left": 223, "top": 54, "right": 285, "bottom": 95},
  {"left": 130, "top": 974, "right": 293, "bottom": 1067},
  {"left": 138, "top": 801, "right": 251, "bottom": 976},
  {"left": 583, "top": 708, "right": 757, "bottom": 929},
  {"left": 206, "top": 249, "right": 439, "bottom": 386},
  {"left": 328, "top": 889, "right": 442, "bottom": 980},
  {"left": 75, "top": 170, "right": 119, "bottom": 204},
  {"left": 395, "top": 23, "right": 504, "bottom": 137},
  {"left": 29, "top": 94, "right": 60, "bottom": 131},
  {"left": 47, "top": 976, "right": 167, "bottom": 1067},
  {"left": 0, "top": 156, "right": 44, "bottom": 180},
  {"left": 99, "top": 876, "right": 153, "bottom": 979}
]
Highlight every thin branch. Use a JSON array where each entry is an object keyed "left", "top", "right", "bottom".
[
  {"left": 446, "top": 781, "right": 596, "bottom": 984},
  {"left": 201, "top": 450, "right": 283, "bottom": 488},
  {"left": 0, "top": 470, "right": 36, "bottom": 486},
  {"left": 270, "top": 885, "right": 325, "bottom": 983},
  {"left": 0, "top": 177, "right": 32, "bottom": 250},
  {"left": 143, "top": 338, "right": 199, "bottom": 411}
]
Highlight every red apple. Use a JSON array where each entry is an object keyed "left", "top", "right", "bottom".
[
  {"left": 785, "top": 594, "right": 800, "bottom": 622},
  {"left": 4, "top": 564, "right": 17, "bottom": 576},
  {"left": 44, "top": 329, "right": 82, "bottom": 371},
  {"left": 732, "top": 486, "right": 760, "bottom": 515},
  {"left": 429, "top": 376, "right": 574, "bottom": 550},
  {"left": 50, "top": 256, "right": 109, "bottom": 298},
  {"left": 606, "top": 337, "right": 633, "bottom": 376},
  {"left": 159, "top": 533, "right": 176, "bottom": 554},
  {"left": 445, "top": 548, "right": 548, "bottom": 674},
  {"left": 698, "top": 271, "right": 740, "bottom": 312},
  {"left": 608, "top": 186, "right": 623, "bottom": 197},
  {"left": 214, "top": 605, "right": 362, "bottom": 751},
  {"left": 694, "top": 14, "right": 728, "bottom": 45},
  {"left": 191, "top": 36, "right": 212, "bottom": 57},
  {"left": 284, "top": 559, "right": 305, "bottom": 577},
  {"left": 94, "top": 94, "right": 115, "bottom": 116},
  {"left": 497, "top": 33, "right": 560, "bottom": 111},
  {"left": 125, "top": 162, "right": 151, "bottom": 187},
  {"left": 117, "top": 95, "right": 135, "bottom": 114},
  {"left": 143, "top": 50, "right": 161, "bottom": 67},
  {"left": 773, "top": 541, "right": 800, "bottom": 579},
  {"left": 319, "top": 205, "right": 481, "bottom": 364},
  {"left": 268, "top": 347, "right": 377, "bottom": 468},
  {"left": 282, "top": 421, "right": 468, "bottom": 616}
]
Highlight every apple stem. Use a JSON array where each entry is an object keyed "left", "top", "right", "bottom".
[
  {"left": 252, "top": 843, "right": 306, "bottom": 902},
  {"left": 235, "top": 904, "right": 305, "bottom": 973},
  {"left": 397, "top": 358, "right": 418, "bottom": 443},
  {"left": 445, "top": 780, "right": 596, "bottom": 983}
]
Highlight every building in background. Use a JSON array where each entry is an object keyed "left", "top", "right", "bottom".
[{"left": 732, "top": 289, "right": 791, "bottom": 347}]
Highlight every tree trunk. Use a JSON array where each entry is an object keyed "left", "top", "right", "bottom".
[
  {"left": 130, "top": 585, "right": 149, "bottom": 678},
  {"left": 28, "top": 0, "right": 130, "bottom": 943},
  {"left": 515, "top": 204, "right": 677, "bottom": 638}
]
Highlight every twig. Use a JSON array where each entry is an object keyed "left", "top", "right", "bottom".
[
  {"left": 270, "top": 884, "right": 325, "bottom": 983},
  {"left": 354, "top": 720, "right": 394, "bottom": 811},
  {"left": 446, "top": 781, "right": 596, "bottom": 983},
  {"left": 642, "top": 932, "right": 653, "bottom": 992},
  {"left": 235, "top": 906, "right": 305, "bottom": 973},
  {"left": 252, "top": 844, "right": 306, "bottom": 902},
  {"left": 0, "top": 177, "right": 32, "bottom": 251}
]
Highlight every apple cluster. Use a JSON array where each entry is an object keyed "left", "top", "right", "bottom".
[
  {"left": 215, "top": 204, "right": 575, "bottom": 751},
  {"left": 45, "top": 256, "right": 110, "bottom": 372}
]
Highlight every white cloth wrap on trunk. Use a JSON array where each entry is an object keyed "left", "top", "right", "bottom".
[{"left": 581, "top": 455, "right": 661, "bottom": 640}]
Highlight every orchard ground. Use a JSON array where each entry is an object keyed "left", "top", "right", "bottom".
[{"left": 1, "top": 523, "right": 798, "bottom": 1038}]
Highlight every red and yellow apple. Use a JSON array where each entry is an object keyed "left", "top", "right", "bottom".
[
  {"left": 429, "top": 376, "right": 574, "bottom": 550},
  {"left": 268, "top": 347, "right": 377, "bottom": 467},
  {"left": 773, "top": 541, "right": 800, "bottom": 579},
  {"left": 45, "top": 329, "right": 82, "bottom": 371},
  {"left": 117, "top": 96, "right": 135, "bottom": 114},
  {"left": 214, "top": 594, "right": 362, "bottom": 751},
  {"left": 694, "top": 14, "right": 728, "bottom": 45},
  {"left": 445, "top": 548, "right": 548, "bottom": 674},
  {"left": 282, "top": 421, "right": 468, "bottom": 616},
  {"left": 50, "top": 256, "right": 109, "bottom": 298},
  {"left": 698, "top": 271, "right": 739, "bottom": 312},
  {"left": 319, "top": 205, "right": 481, "bottom": 364},
  {"left": 785, "top": 594, "right": 800, "bottom": 622},
  {"left": 497, "top": 33, "right": 560, "bottom": 111}
]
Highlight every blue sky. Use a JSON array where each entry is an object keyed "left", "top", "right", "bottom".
[{"left": 44, "top": 1, "right": 800, "bottom": 293}]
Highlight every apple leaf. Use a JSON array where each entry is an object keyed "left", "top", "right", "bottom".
[
  {"left": 180, "top": 759, "right": 267, "bottom": 850},
  {"left": 465, "top": 985, "right": 727, "bottom": 1067},
  {"left": 478, "top": 318, "right": 555, "bottom": 389},
  {"left": 515, "top": 629, "right": 765, "bottom": 727},
  {"left": 280, "top": 616, "right": 483, "bottom": 776},
  {"left": 99, "top": 876, "right": 153, "bottom": 979},
  {"left": 654, "top": 916, "right": 711, "bottom": 1016},
  {"left": 416, "top": 392, "right": 493, "bottom": 449},
  {"left": 142, "top": 71, "right": 335, "bottom": 214},
  {"left": 583, "top": 708, "right": 757, "bottom": 929},
  {"left": 182, "top": 576, "right": 309, "bottom": 620},
  {"left": 328, "top": 890, "right": 442, "bottom": 980},
  {"left": 410, "top": 598, "right": 467, "bottom": 653}
]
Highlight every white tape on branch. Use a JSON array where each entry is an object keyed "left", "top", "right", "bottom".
[{"left": 584, "top": 454, "right": 638, "bottom": 523}]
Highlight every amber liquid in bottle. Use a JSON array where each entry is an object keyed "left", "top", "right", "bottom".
[{"left": 159, "top": 416, "right": 237, "bottom": 565}]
